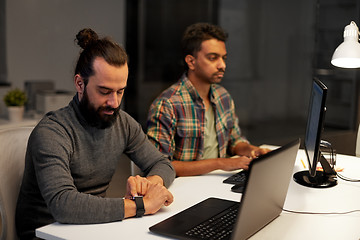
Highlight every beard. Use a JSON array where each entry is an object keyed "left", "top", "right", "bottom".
[{"left": 78, "top": 88, "right": 120, "bottom": 129}]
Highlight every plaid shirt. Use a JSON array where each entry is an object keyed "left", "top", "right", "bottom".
[{"left": 147, "top": 74, "right": 248, "bottom": 161}]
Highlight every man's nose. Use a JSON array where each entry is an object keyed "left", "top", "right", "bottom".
[
  {"left": 218, "top": 58, "right": 226, "bottom": 70},
  {"left": 106, "top": 92, "right": 120, "bottom": 108}
]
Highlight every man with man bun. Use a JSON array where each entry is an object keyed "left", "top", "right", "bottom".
[{"left": 15, "top": 28, "right": 175, "bottom": 240}]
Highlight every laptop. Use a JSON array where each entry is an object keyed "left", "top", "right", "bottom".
[{"left": 149, "top": 139, "right": 300, "bottom": 240}]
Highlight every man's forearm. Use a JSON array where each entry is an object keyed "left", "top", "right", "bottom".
[{"left": 171, "top": 159, "right": 222, "bottom": 177}]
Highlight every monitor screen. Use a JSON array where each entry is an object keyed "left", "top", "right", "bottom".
[
  {"left": 293, "top": 78, "right": 337, "bottom": 188},
  {"left": 304, "top": 78, "right": 327, "bottom": 177}
]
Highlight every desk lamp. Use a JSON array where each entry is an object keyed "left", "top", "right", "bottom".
[
  {"left": 331, "top": 21, "right": 360, "bottom": 68},
  {"left": 331, "top": 21, "right": 360, "bottom": 158}
]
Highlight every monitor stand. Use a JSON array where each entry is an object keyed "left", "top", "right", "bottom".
[{"left": 293, "top": 155, "right": 337, "bottom": 188}]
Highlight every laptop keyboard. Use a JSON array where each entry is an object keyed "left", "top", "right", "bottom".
[
  {"left": 223, "top": 170, "right": 248, "bottom": 185},
  {"left": 185, "top": 204, "right": 239, "bottom": 240}
]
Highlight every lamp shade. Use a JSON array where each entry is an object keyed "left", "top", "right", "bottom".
[{"left": 331, "top": 21, "right": 360, "bottom": 68}]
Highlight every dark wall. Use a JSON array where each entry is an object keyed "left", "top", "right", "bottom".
[
  {"left": 0, "top": 0, "right": 7, "bottom": 85},
  {"left": 125, "top": 0, "right": 219, "bottom": 127}
]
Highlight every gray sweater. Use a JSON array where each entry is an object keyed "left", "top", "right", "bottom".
[{"left": 16, "top": 95, "right": 175, "bottom": 239}]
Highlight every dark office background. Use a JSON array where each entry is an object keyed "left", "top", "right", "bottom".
[
  {"left": 123, "top": 0, "right": 360, "bottom": 153},
  {"left": 1, "top": 0, "right": 360, "bottom": 154}
]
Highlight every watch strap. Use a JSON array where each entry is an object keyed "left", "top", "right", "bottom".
[{"left": 133, "top": 196, "right": 145, "bottom": 217}]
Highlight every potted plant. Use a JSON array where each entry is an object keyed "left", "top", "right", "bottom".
[{"left": 3, "top": 88, "right": 27, "bottom": 122}]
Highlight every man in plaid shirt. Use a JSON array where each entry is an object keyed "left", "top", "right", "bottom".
[{"left": 147, "top": 23, "right": 270, "bottom": 177}]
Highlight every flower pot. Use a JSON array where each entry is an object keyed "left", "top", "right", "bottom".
[{"left": 7, "top": 106, "right": 25, "bottom": 123}]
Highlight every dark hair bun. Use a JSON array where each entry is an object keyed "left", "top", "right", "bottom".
[{"left": 75, "top": 28, "right": 99, "bottom": 49}]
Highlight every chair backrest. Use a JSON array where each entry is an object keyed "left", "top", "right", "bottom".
[
  {"left": 356, "top": 124, "right": 360, "bottom": 157},
  {"left": 130, "top": 161, "right": 143, "bottom": 176},
  {"left": 0, "top": 127, "right": 33, "bottom": 240}
]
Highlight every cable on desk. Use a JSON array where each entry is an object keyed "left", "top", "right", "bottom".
[
  {"left": 282, "top": 208, "right": 360, "bottom": 215},
  {"left": 320, "top": 141, "right": 360, "bottom": 182},
  {"left": 337, "top": 173, "right": 360, "bottom": 182},
  {"left": 284, "top": 143, "right": 360, "bottom": 216}
]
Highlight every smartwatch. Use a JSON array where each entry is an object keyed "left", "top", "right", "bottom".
[{"left": 131, "top": 196, "right": 145, "bottom": 217}]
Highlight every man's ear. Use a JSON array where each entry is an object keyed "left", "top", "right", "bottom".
[
  {"left": 74, "top": 74, "right": 85, "bottom": 94},
  {"left": 185, "top": 55, "right": 196, "bottom": 70}
]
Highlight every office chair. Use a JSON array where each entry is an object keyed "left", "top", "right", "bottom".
[
  {"left": 130, "top": 161, "right": 143, "bottom": 176},
  {"left": 356, "top": 124, "right": 360, "bottom": 157},
  {"left": 0, "top": 127, "right": 33, "bottom": 240}
]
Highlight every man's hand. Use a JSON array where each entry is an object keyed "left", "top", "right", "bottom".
[
  {"left": 126, "top": 175, "right": 151, "bottom": 198},
  {"left": 143, "top": 182, "right": 174, "bottom": 215},
  {"left": 233, "top": 142, "right": 272, "bottom": 160},
  {"left": 124, "top": 175, "right": 173, "bottom": 217},
  {"left": 218, "top": 156, "right": 252, "bottom": 171},
  {"left": 249, "top": 147, "right": 271, "bottom": 159}
]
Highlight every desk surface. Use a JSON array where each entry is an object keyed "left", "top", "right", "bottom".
[{"left": 36, "top": 150, "right": 360, "bottom": 240}]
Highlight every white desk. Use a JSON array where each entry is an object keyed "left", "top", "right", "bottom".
[{"left": 36, "top": 150, "right": 360, "bottom": 240}]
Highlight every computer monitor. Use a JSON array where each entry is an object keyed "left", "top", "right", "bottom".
[{"left": 293, "top": 78, "right": 337, "bottom": 188}]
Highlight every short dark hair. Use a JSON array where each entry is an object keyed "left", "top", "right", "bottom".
[
  {"left": 74, "top": 28, "right": 128, "bottom": 86},
  {"left": 181, "top": 22, "right": 228, "bottom": 60}
]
